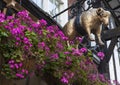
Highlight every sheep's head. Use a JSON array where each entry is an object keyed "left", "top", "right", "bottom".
[{"left": 96, "top": 8, "right": 111, "bottom": 26}]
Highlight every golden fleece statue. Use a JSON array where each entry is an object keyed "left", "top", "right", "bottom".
[{"left": 63, "top": 7, "right": 111, "bottom": 47}]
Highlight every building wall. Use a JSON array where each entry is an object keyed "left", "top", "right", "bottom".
[
  {"left": 31, "top": 0, "right": 68, "bottom": 27},
  {"left": 108, "top": 17, "right": 120, "bottom": 84}
]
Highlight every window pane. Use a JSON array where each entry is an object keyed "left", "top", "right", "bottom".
[{"left": 30, "top": 0, "right": 43, "bottom": 8}]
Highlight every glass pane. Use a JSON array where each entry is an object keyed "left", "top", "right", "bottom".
[{"left": 30, "top": 0, "right": 43, "bottom": 8}]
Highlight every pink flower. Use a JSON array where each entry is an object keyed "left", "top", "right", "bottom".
[
  {"left": 72, "top": 48, "right": 82, "bottom": 56},
  {"left": 99, "top": 74, "right": 106, "bottom": 82},
  {"left": 61, "top": 36, "right": 68, "bottom": 40},
  {"left": 80, "top": 47, "right": 87, "bottom": 53},
  {"left": 56, "top": 42, "right": 63, "bottom": 50},
  {"left": 17, "top": 10, "right": 29, "bottom": 19},
  {"left": 97, "top": 52, "right": 105, "bottom": 60},
  {"left": 22, "top": 69, "right": 25, "bottom": 73},
  {"left": 47, "top": 26, "right": 54, "bottom": 33},
  {"left": 19, "top": 62, "right": 23, "bottom": 67},
  {"left": 51, "top": 53, "right": 59, "bottom": 59},
  {"left": 16, "top": 73, "right": 24, "bottom": 78},
  {"left": 58, "top": 31, "right": 65, "bottom": 37},
  {"left": 23, "top": 37, "right": 29, "bottom": 44},
  {"left": 8, "top": 60, "right": 15, "bottom": 64},
  {"left": 65, "top": 61, "right": 72, "bottom": 65},
  {"left": 88, "top": 74, "right": 97, "bottom": 81},
  {"left": 6, "top": 16, "right": 14, "bottom": 20},
  {"left": 15, "top": 64, "right": 19, "bottom": 69},
  {"left": 38, "top": 42, "right": 45, "bottom": 48},
  {"left": 76, "top": 37, "right": 82, "bottom": 42},
  {"left": 61, "top": 76, "right": 69, "bottom": 84},
  {"left": 25, "top": 70, "right": 28, "bottom": 74},
  {"left": 10, "top": 64, "right": 15, "bottom": 69},
  {"left": 39, "top": 19, "right": 47, "bottom": 26},
  {"left": 64, "top": 52, "right": 70, "bottom": 55},
  {"left": 0, "top": 12, "right": 5, "bottom": 22},
  {"left": 22, "top": 69, "right": 28, "bottom": 74}
]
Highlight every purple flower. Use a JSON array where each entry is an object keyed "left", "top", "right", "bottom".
[
  {"left": 51, "top": 53, "right": 59, "bottom": 59},
  {"left": 10, "top": 64, "right": 15, "bottom": 69},
  {"left": 19, "top": 62, "right": 23, "bottom": 67},
  {"left": 24, "top": 45, "right": 29, "bottom": 50},
  {"left": 97, "top": 52, "right": 105, "bottom": 60},
  {"left": 85, "top": 58, "right": 92, "bottom": 65},
  {"left": 8, "top": 60, "right": 15, "bottom": 64},
  {"left": 22, "top": 69, "right": 28, "bottom": 74},
  {"left": 76, "top": 37, "right": 82, "bottom": 42},
  {"left": 15, "top": 64, "right": 19, "bottom": 69},
  {"left": 6, "top": 16, "right": 14, "bottom": 20},
  {"left": 88, "top": 74, "right": 97, "bottom": 81},
  {"left": 25, "top": 70, "right": 28, "bottom": 74},
  {"left": 16, "top": 73, "right": 24, "bottom": 78},
  {"left": 0, "top": 12, "right": 5, "bottom": 22},
  {"left": 61, "top": 36, "right": 68, "bottom": 40},
  {"left": 32, "top": 22, "right": 39, "bottom": 28},
  {"left": 61, "top": 76, "right": 68, "bottom": 84},
  {"left": 39, "top": 19, "right": 47, "bottom": 26},
  {"left": 66, "top": 56, "right": 72, "bottom": 61},
  {"left": 47, "top": 26, "right": 54, "bottom": 33},
  {"left": 15, "top": 42, "right": 19, "bottom": 46},
  {"left": 22, "top": 69, "right": 25, "bottom": 73},
  {"left": 38, "top": 42, "right": 45, "bottom": 49},
  {"left": 56, "top": 42, "right": 63, "bottom": 50},
  {"left": 99, "top": 74, "right": 106, "bottom": 82},
  {"left": 11, "top": 28, "right": 21, "bottom": 35},
  {"left": 72, "top": 48, "right": 82, "bottom": 56},
  {"left": 23, "top": 37, "right": 29, "bottom": 44},
  {"left": 57, "top": 31, "right": 64, "bottom": 37},
  {"left": 80, "top": 47, "right": 87, "bottom": 53},
  {"left": 45, "top": 46, "right": 50, "bottom": 52},
  {"left": 65, "top": 61, "right": 72, "bottom": 65},
  {"left": 64, "top": 52, "right": 70, "bottom": 55},
  {"left": 16, "top": 37, "right": 21, "bottom": 41},
  {"left": 17, "top": 10, "right": 29, "bottom": 19},
  {"left": 38, "top": 30, "right": 43, "bottom": 35},
  {"left": 69, "top": 41, "right": 74, "bottom": 44}
]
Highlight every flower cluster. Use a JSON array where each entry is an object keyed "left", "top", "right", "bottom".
[
  {"left": 97, "top": 52, "right": 105, "bottom": 60},
  {"left": 0, "top": 11, "right": 5, "bottom": 22},
  {"left": 0, "top": 10, "right": 112, "bottom": 85}
]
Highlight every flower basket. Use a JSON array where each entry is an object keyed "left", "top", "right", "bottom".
[{"left": 0, "top": 10, "right": 112, "bottom": 85}]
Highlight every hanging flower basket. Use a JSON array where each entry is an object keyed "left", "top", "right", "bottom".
[{"left": 0, "top": 10, "right": 112, "bottom": 85}]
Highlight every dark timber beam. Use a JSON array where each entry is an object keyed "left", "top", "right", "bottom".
[
  {"left": 102, "top": 27, "right": 120, "bottom": 63},
  {"left": 102, "top": 26, "right": 120, "bottom": 40},
  {"left": 98, "top": 27, "right": 120, "bottom": 73},
  {"left": 105, "top": 38, "right": 118, "bottom": 63}
]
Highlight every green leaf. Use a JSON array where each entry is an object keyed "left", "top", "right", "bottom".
[
  {"left": 1, "top": 32, "right": 8, "bottom": 37},
  {"left": 59, "top": 52, "right": 66, "bottom": 58},
  {"left": 3, "top": 53, "right": 10, "bottom": 58}
]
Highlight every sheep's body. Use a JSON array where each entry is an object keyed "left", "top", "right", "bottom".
[{"left": 63, "top": 8, "right": 111, "bottom": 46}]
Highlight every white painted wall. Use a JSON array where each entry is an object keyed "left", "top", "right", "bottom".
[
  {"left": 31, "top": 0, "right": 68, "bottom": 27},
  {"left": 114, "top": 45, "right": 120, "bottom": 83},
  {"left": 59, "top": 0, "right": 68, "bottom": 27}
]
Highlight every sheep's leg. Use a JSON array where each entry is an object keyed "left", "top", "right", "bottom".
[
  {"left": 96, "top": 28, "right": 104, "bottom": 45},
  {"left": 86, "top": 28, "right": 94, "bottom": 41}
]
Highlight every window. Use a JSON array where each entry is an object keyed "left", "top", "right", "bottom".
[
  {"left": 30, "top": 0, "right": 43, "bottom": 8},
  {"left": 30, "top": 0, "right": 62, "bottom": 22},
  {"left": 48, "top": 0, "right": 61, "bottom": 22}
]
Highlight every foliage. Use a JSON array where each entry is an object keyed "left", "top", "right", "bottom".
[{"left": 0, "top": 10, "right": 111, "bottom": 85}]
